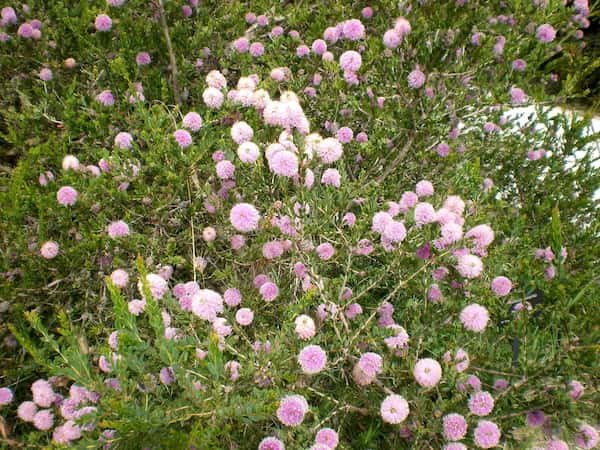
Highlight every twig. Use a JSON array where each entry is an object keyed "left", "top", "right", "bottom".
[
  {"left": 186, "top": 179, "right": 197, "bottom": 283},
  {"left": 372, "top": 378, "right": 395, "bottom": 396},
  {"left": 157, "top": 0, "right": 182, "bottom": 104},
  {"left": 334, "top": 253, "right": 446, "bottom": 366},
  {"left": 306, "top": 386, "right": 369, "bottom": 416},
  {"left": 374, "top": 132, "right": 416, "bottom": 184},
  {"left": 471, "top": 366, "right": 522, "bottom": 378}
]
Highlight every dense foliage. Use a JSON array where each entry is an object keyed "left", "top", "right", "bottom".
[{"left": 0, "top": 0, "right": 599, "bottom": 449}]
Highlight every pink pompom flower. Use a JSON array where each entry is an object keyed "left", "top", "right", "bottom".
[
  {"left": 536, "top": 24, "right": 556, "bottom": 43},
  {"left": 223, "top": 288, "right": 242, "bottom": 307},
  {"left": 39, "top": 68, "right": 53, "bottom": 81},
  {"left": 259, "top": 282, "right": 279, "bottom": 302},
  {"left": 40, "top": 241, "right": 59, "bottom": 259},
  {"left": 235, "top": 308, "right": 254, "bottom": 326},
  {"left": 342, "top": 19, "right": 365, "bottom": 40},
  {"left": 203, "top": 87, "right": 224, "bottom": 109},
  {"left": 380, "top": 394, "right": 409, "bottom": 424},
  {"left": 416, "top": 180, "right": 434, "bottom": 197},
  {"left": 96, "top": 90, "right": 115, "bottom": 107},
  {"left": 575, "top": 423, "right": 599, "bottom": 449},
  {"left": 230, "top": 203, "right": 260, "bottom": 232},
  {"left": 336, "top": 126, "right": 353, "bottom": 143},
  {"left": 269, "top": 150, "right": 298, "bottom": 177},
  {"left": 414, "top": 202, "right": 436, "bottom": 226},
  {"left": 114, "top": 131, "right": 133, "bottom": 149},
  {"left": 231, "top": 121, "right": 254, "bottom": 144},
  {"left": 316, "top": 243, "right": 335, "bottom": 260},
  {"left": 413, "top": 358, "right": 442, "bottom": 388},
  {"left": 182, "top": 112, "right": 202, "bottom": 132},
  {"left": 295, "top": 315, "right": 316, "bottom": 340},
  {"left": 316, "top": 428, "right": 339, "bottom": 448},
  {"left": 298, "top": 345, "right": 327, "bottom": 374},
  {"left": 0, "top": 387, "right": 13, "bottom": 405},
  {"left": 311, "top": 39, "right": 327, "bottom": 55},
  {"left": 173, "top": 129, "right": 192, "bottom": 149},
  {"left": 33, "top": 409, "right": 54, "bottom": 430},
  {"left": 383, "top": 29, "right": 402, "bottom": 49},
  {"left": 249, "top": 42, "right": 264, "bottom": 57},
  {"left": 316, "top": 138, "right": 343, "bottom": 163},
  {"left": 17, "top": 401, "right": 38, "bottom": 421},
  {"left": 394, "top": 17, "right": 412, "bottom": 37},
  {"left": 95, "top": 14, "right": 112, "bottom": 32},
  {"left": 510, "top": 86, "right": 527, "bottom": 104},
  {"left": 408, "top": 69, "right": 426, "bottom": 88},
  {"left": 321, "top": 168, "right": 341, "bottom": 188},
  {"left": 107, "top": 220, "right": 130, "bottom": 238},
  {"left": 443, "top": 413, "right": 468, "bottom": 441},
  {"left": 110, "top": 269, "right": 129, "bottom": 288},
  {"left": 456, "top": 254, "right": 483, "bottom": 278},
  {"left": 339, "top": 50, "right": 362, "bottom": 72},
  {"left": 31, "top": 380, "right": 55, "bottom": 408},
  {"left": 460, "top": 304, "right": 489, "bottom": 332},
  {"left": 216, "top": 160, "right": 235, "bottom": 179},
  {"left": 277, "top": 395, "right": 309, "bottom": 427},
  {"left": 491, "top": 276, "right": 512, "bottom": 296},
  {"left": 57, "top": 186, "right": 78, "bottom": 206},
  {"left": 136, "top": 52, "right": 151, "bottom": 66},
  {"left": 468, "top": 391, "right": 495, "bottom": 416},
  {"left": 473, "top": 420, "right": 501, "bottom": 448},
  {"left": 259, "top": 437, "right": 285, "bottom": 450}
]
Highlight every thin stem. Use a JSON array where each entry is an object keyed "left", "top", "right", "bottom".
[
  {"left": 157, "top": 0, "right": 182, "bottom": 104},
  {"left": 334, "top": 252, "right": 447, "bottom": 366},
  {"left": 186, "top": 179, "right": 197, "bottom": 283},
  {"left": 374, "top": 131, "right": 416, "bottom": 184}
]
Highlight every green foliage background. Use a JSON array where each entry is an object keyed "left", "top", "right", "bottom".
[{"left": 0, "top": 0, "right": 598, "bottom": 448}]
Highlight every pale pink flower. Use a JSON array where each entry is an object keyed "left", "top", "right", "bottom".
[
  {"left": 491, "top": 276, "right": 512, "bottom": 296},
  {"left": 230, "top": 203, "right": 260, "bottom": 232},
  {"left": 380, "top": 394, "right": 409, "bottom": 424},
  {"left": 182, "top": 112, "right": 202, "bottom": 132},
  {"left": 268, "top": 150, "right": 298, "bottom": 177},
  {"left": 460, "top": 303, "right": 489, "bottom": 332},
  {"left": 456, "top": 254, "right": 483, "bottom": 278},
  {"left": 17, "top": 401, "right": 38, "bottom": 421},
  {"left": 95, "top": 14, "right": 112, "bottom": 32},
  {"left": 316, "top": 138, "right": 343, "bottom": 163},
  {"left": 57, "top": 186, "right": 78, "bottom": 206},
  {"left": 316, "top": 428, "right": 339, "bottom": 448},
  {"left": 413, "top": 358, "right": 442, "bottom": 388},
  {"left": 40, "top": 241, "right": 59, "bottom": 259},
  {"left": 443, "top": 413, "right": 468, "bottom": 441},
  {"left": 321, "top": 168, "right": 341, "bottom": 187},
  {"left": 231, "top": 121, "right": 254, "bottom": 144},
  {"left": 174, "top": 129, "right": 192, "bottom": 149},
  {"left": 277, "top": 395, "right": 309, "bottom": 427},
  {"left": 415, "top": 202, "right": 436, "bottom": 226},
  {"left": 110, "top": 269, "right": 129, "bottom": 288},
  {"left": 298, "top": 345, "right": 327, "bottom": 374},
  {"left": 191, "top": 289, "right": 224, "bottom": 321},
  {"left": 468, "top": 391, "right": 494, "bottom": 416},
  {"left": 203, "top": 87, "right": 224, "bottom": 108},
  {"left": 295, "top": 315, "right": 316, "bottom": 340},
  {"left": 259, "top": 437, "right": 285, "bottom": 450},
  {"left": 235, "top": 308, "right": 254, "bottom": 326},
  {"left": 237, "top": 142, "right": 260, "bottom": 163},
  {"left": 473, "top": 420, "right": 501, "bottom": 448},
  {"left": 107, "top": 220, "right": 130, "bottom": 238},
  {"left": 316, "top": 243, "right": 335, "bottom": 260},
  {"left": 408, "top": 69, "right": 426, "bottom": 88},
  {"left": 339, "top": 50, "right": 362, "bottom": 72}
]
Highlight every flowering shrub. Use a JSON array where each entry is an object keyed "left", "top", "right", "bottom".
[{"left": 1, "top": 0, "right": 599, "bottom": 449}]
